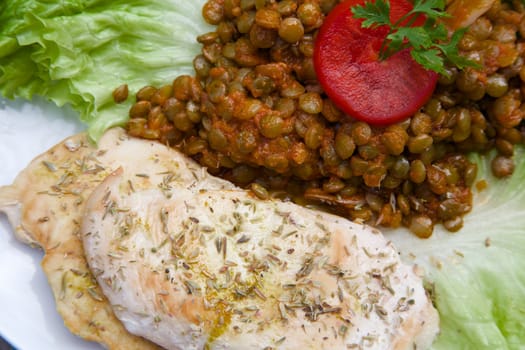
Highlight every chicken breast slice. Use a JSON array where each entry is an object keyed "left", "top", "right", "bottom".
[
  {"left": 0, "top": 127, "right": 234, "bottom": 349},
  {"left": 82, "top": 168, "right": 439, "bottom": 350}
]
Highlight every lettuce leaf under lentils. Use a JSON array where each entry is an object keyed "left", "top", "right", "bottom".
[
  {"left": 388, "top": 147, "right": 525, "bottom": 349},
  {"left": 0, "top": 0, "right": 210, "bottom": 141}
]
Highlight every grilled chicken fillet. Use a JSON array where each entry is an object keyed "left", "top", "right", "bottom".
[
  {"left": 82, "top": 167, "right": 439, "bottom": 350},
  {"left": 0, "top": 128, "right": 233, "bottom": 349}
]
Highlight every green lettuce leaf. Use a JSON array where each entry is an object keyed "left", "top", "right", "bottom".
[
  {"left": 0, "top": 0, "right": 209, "bottom": 140},
  {"left": 388, "top": 147, "right": 525, "bottom": 349}
]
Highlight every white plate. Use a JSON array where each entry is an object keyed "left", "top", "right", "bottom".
[{"left": 0, "top": 96, "right": 101, "bottom": 349}]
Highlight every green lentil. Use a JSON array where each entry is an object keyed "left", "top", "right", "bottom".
[{"left": 278, "top": 17, "right": 304, "bottom": 43}]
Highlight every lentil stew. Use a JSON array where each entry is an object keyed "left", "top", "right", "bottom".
[{"left": 123, "top": 0, "right": 525, "bottom": 237}]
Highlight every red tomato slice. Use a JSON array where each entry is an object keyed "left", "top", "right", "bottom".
[{"left": 313, "top": 0, "right": 438, "bottom": 126}]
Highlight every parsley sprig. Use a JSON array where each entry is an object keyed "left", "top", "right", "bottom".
[{"left": 351, "top": 0, "right": 477, "bottom": 74}]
